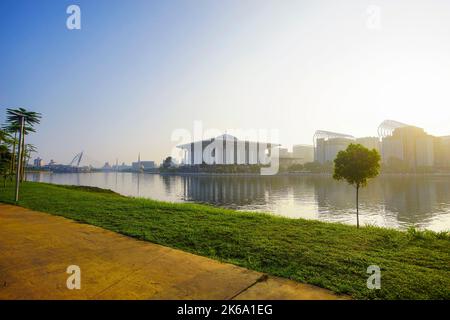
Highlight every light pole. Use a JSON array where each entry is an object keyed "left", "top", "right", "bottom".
[{"left": 14, "top": 113, "right": 25, "bottom": 202}]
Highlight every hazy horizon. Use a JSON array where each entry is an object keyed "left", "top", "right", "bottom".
[{"left": 2, "top": 0, "right": 450, "bottom": 166}]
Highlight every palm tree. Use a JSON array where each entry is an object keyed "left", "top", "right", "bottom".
[
  {"left": 2, "top": 123, "right": 18, "bottom": 176},
  {"left": 0, "top": 128, "right": 14, "bottom": 157},
  {"left": 0, "top": 128, "right": 13, "bottom": 186},
  {"left": 2, "top": 123, "right": 37, "bottom": 180},
  {"left": 5, "top": 108, "right": 41, "bottom": 200},
  {"left": 0, "top": 128, "right": 8, "bottom": 142}
]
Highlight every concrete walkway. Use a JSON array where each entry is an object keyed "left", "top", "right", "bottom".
[{"left": 0, "top": 204, "right": 347, "bottom": 300}]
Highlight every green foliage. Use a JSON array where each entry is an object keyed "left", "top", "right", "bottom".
[
  {"left": 407, "top": 227, "right": 449, "bottom": 241},
  {"left": 333, "top": 144, "right": 381, "bottom": 187},
  {"left": 6, "top": 107, "right": 42, "bottom": 128},
  {"left": 333, "top": 144, "right": 381, "bottom": 228},
  {"left": 0, "top": 144, "right": 12, "bottom": 178},
  {"left": 2, "top": 107, "right": 42, "bottom": 182},
  {"left": 162, "top": 156, "right": 174, "bottom": 169},
  {"left": 1, "top": 181, "right": 449, "bottom": 300},
  {"left": 0, "top": 129, "right": 13, "bottom": 182}
]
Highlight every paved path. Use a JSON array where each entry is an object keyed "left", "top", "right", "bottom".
[{"left": 0, "top": 204, "right": 347, "bottom": 300}]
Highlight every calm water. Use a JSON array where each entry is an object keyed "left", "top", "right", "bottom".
[{"left": 26, "top": 172, "right": 450, "bottom": 232}]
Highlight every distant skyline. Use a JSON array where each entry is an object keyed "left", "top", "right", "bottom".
[{"left": 2, "top": 0, "right": 450, "bottom": 166}]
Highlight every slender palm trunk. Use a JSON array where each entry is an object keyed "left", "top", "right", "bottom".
[
  {"left": 356, "top": 184, "right": 360, "bottom": 228},
  {"left": 20, "top": 136, "right": 26, "bottom": 182},
  {"left": 15, "top": 118, "right": 24, "bottom": 202},
  {"left": 10, "top": 131, "right": 17, "bottom": 180},
  {"left": 25, "top": 152, "right": 31, "bottom": 182}
]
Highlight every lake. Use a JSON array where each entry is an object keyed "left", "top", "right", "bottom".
[{"left": 26, "top": 172, "right": 450, "bottom": 232}]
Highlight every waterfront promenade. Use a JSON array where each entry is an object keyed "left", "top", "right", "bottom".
[{"left": 0, "top": 204, "right": 344, "bottom": 300}]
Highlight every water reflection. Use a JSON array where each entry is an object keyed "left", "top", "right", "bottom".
[{"left": 26, "top": 172, "right": 450, "bottom": 231}]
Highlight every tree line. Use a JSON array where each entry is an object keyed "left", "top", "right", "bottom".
[{"left": 0, "top": 108, "right": 41, "bottom": 187}]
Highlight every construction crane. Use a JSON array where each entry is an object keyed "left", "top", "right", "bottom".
[{"left": 69, "top": 151, "right": 84, "bottom": 167}]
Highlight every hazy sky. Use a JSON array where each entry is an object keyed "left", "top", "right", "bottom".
[{"left": 1, "top": 0, "right": 450, "bottom": 166}]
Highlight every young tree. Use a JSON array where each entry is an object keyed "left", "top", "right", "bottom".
[{"left": 333, "top": 144, "right": 381, "bottom": 228}]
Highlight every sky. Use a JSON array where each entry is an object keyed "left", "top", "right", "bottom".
[{"left": 1, "top": 0, "right": 450, "bottom": 166}]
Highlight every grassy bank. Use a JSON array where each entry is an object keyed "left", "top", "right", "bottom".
[{"left": 0, "top": 182, "right": 449, "bottom": 299}]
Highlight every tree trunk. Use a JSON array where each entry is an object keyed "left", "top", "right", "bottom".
[
  {"left": 25, "top": 152, "right": 31, "bottom": 182},
  {"left": 15, "top": 118, "right": 24, "bottom": 202},
  {"left": 356, "top": 184, "right": 360, "bottom": 228},
  {"left": 20, "top": 136, "right": 25, "bottom": 182},
  {"left": 10, "top": 131, "right": 17, "bottom": 179}
]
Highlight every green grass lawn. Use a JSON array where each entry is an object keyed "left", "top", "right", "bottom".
[{"left": 0, "top": 181, "right": 449, "bottom": 299}]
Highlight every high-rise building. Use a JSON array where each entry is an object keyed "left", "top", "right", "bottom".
[
  {"left": 276, "top": 147, "right": 305, "bottom": 169},
  {"left": 292, "top": 145, "right": 314, "bottom": 164},
  {"left": 315, "top": 137, "right": 353, "bottom": 164},
  {"left": 434, "top": 136, "right": 450, "bottom": 169},
  {"left": 381, "top": 126, "right": 434, "bottom": 168},
  {"left": 314, "top": 131, "right": 355, "bottom": 164},
  {"left": 33, "top": 157, "right": 43, "bottom": 167},
  {"left": 416, "top": 136, "right": 434, "bottom": 167},
  {"left": 278, "top": 148, "right": 291, "bottom": 158},
  {"left": 355, "top": 137, "right": 380, "bottom": 152}
]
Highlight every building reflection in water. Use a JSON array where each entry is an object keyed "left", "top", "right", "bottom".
[{"left": 178, "top": 175, "right": 450, "bottom": 230}]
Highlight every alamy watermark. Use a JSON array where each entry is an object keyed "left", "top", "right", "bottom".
[
  {"left": 171, "top": 121, "right": 280, "bottom": 175},
  {"left": 66, "top": 265, "right": 81, "bottom": 290},
  {"left": 367, "top": 265, "right": 381, "bottom": 289},
  {"left": 66, "top": 5, "right": 81, "bottom": 30}
]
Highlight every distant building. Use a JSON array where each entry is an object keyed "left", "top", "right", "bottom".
[
  {"left": 129, "top": 153, "right": 156, "bottom": 171},
  {"left": 381, "top": 138, "right": 403, "bottom": 162},
  {"left": 381, "top": 126, "right": 434, "bottom": 168},
  {"left": 177, "top": 134, "right": 279, "bottom": 165},
  {"left": 112, "top": 162, "right": 132, "bottom": 171},
  {"left": 314, "top": 131, "right": 355, "bottom": 164},
  {"left": 292, "top": 145, "right": 314, "bottom": 164},
  {"left": 276, "top": 147, "right": 304, "bottom": 169},
  {"left": 132, "top": 161, "right": 155, "bottom": 170},
  {"left": 435, "top": 136, "right": 450, "bottom": 169},
  {"left": 278, "top": 148, "right": 290, "bottom": 158},
  {"left": 315, "top": 138, "right": 353, "bottom": 164},
  {"left": 103, "top": 162, "right": 112, "bottom": 170},
  {"left": 416, "top": 136, "right": 434, "bottom": 167},
  {"left": 355, "top": 137, "right": 380, "bottom": 152},
  {"left": 33, "top": 157, "right": 43, "bottom": 167}
]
